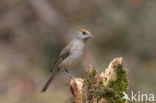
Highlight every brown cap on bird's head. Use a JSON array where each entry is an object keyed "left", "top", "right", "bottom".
[
  {"left": 75, "top": 28, "right": 94, "bottom": 41},
  {"left": 78, "top": 28, "right": 91, "bottom": 35}
]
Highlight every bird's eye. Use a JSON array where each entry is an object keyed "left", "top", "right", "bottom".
[{"left": 82, "top": 32, "right": 86, "bottom": 35}]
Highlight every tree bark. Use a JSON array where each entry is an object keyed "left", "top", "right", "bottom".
[{"left": 70, "top": 57, "right": 128, "bottom": 103}]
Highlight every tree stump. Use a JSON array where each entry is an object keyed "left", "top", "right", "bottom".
[{"left": 70, "top": 57, "right": 129, "bottom": 103}]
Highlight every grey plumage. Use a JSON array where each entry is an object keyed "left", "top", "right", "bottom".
[{"left": 41, "top": 29, "right": 93, "bottom": 92}]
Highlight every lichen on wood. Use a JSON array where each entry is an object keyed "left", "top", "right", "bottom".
[{"left": 70, "top": 57, "right": 129, "bottom": 103}]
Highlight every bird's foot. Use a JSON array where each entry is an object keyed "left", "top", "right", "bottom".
[{"left": 64, "top": 70, "right": 76, "bottom": 79}]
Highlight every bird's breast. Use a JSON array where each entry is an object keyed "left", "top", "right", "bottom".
[
  {"left": 60, "top": 41, "right": 85, "bottom": 69},
  {"left": 71, "top": 41, "right": 85, "bottom": 56}
]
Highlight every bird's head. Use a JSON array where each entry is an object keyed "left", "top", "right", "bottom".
[{"left": 75, "top": 29, "right": 94, "bottom": 41}]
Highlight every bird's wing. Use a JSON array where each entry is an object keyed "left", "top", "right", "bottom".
[{"left": 50, "top": 43, "right": 72, "bottom": 72}]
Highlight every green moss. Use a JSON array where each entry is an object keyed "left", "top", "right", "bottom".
[
  {"left": 106, "top": 64, "right": 128, "bottom": 103},
  {"left": 84, "top": 69, "right": 96, "bottom": 86},
  {"left": 98, "top": 80, "right": 104, "bottom": 87},
  {"left": 82, "top": 64, "right": 129, "bottom": 103},
  {"left": 82, "top": 69, "right": 97, "bottom": 102},
  {"left": 92, "top": 69, "right": 96, "bottom": 77}
]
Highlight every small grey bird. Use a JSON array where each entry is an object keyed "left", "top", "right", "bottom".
[{"left": 41, "top": 29, "right": 94, "bottom": 92}]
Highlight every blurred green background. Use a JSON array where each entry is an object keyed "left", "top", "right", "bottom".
[{"left": 0, "top": 0, "right": 156, "bottom": 103}]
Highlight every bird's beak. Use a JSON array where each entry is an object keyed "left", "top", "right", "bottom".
[{"left": 89, "top": 34, "right": 94, "bottom": 38}]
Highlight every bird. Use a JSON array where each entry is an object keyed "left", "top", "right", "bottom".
[{"left": 41, "top": 29, "right": 94, "bottom": 92}]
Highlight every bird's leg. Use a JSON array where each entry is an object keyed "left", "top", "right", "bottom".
[{"left": 64, "top": 69, "right": 76, "bottom": 79}]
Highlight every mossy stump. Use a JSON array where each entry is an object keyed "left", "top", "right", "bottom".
[{"left": 70, "top": 57, "right": 129, "bottom": 103}]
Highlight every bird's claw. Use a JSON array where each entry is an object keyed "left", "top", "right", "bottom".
[{"left": 64, "top": 70, "right": 76, "bottom": 79}]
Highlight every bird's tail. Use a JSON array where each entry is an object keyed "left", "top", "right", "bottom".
[{"left": 41, "top": 68, "right": 59, "bottom": 92}]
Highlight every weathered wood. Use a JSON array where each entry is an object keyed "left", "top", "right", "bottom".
[{"left": 70, "top": 57, "right": 128, "bottom": 103}]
